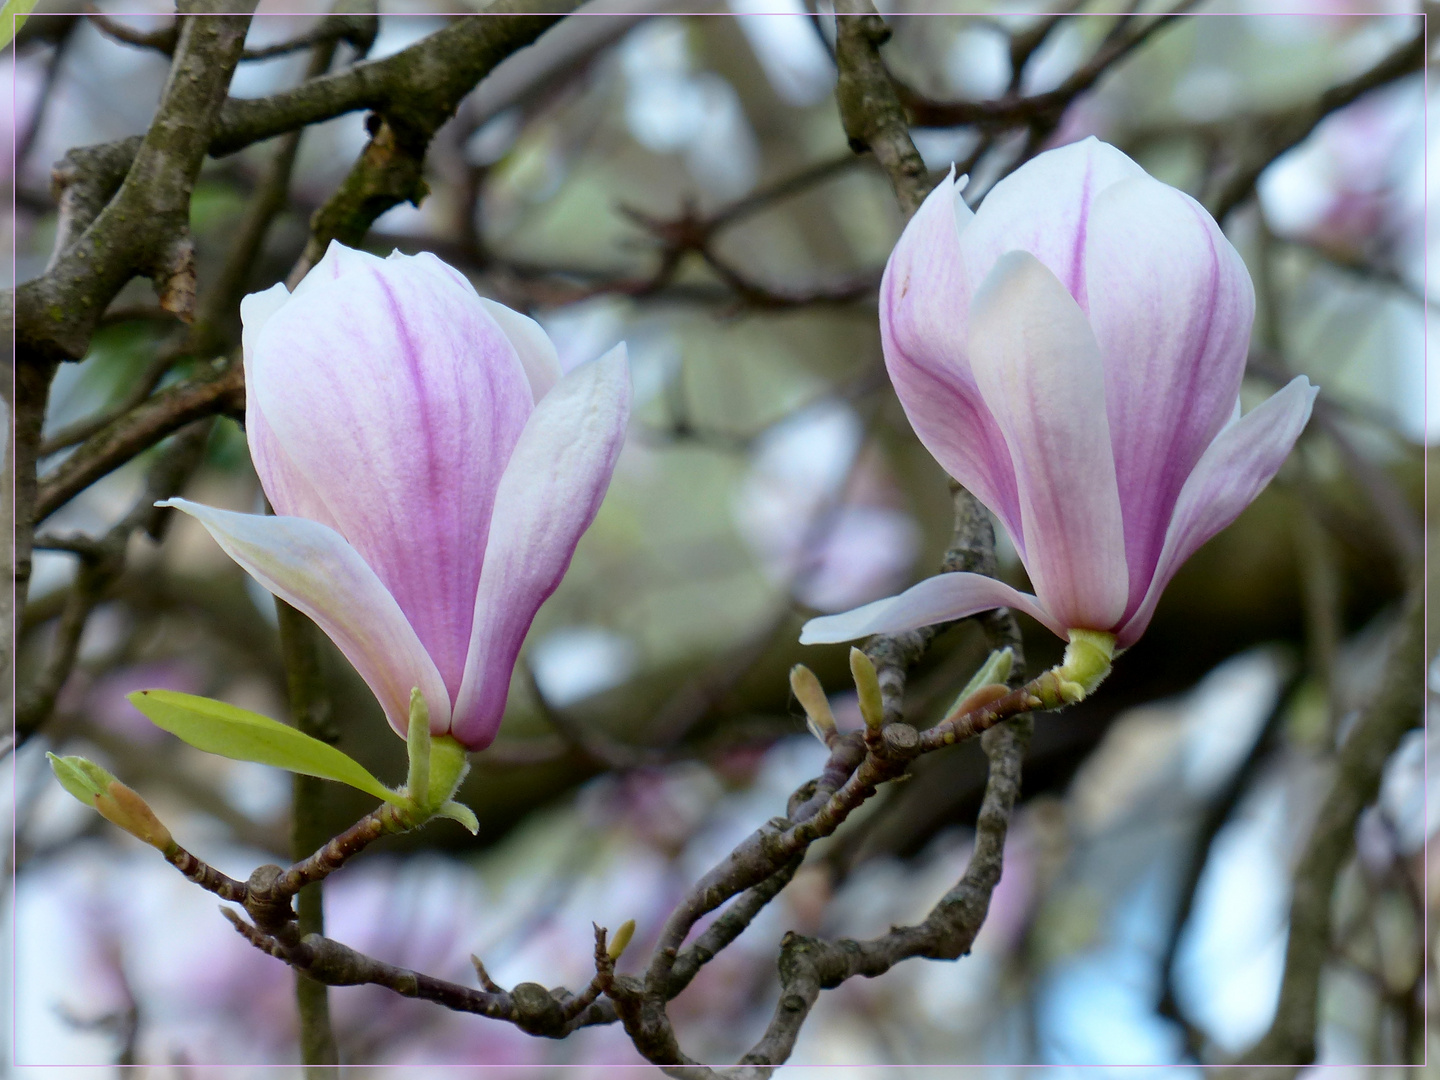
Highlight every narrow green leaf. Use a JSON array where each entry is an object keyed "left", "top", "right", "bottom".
[
  {"left": 0, "top": 0, "right": 39, "bottom": 50},
  {"left": 128, "top": 689, "right": 403, "bottom": 805},
  {"left": 434, "top": 800, "right": 479, "bottom": 835},
  {"left": 947, "top": 647, "right": 1015, "bottom": 716},
  {"left": 405, "top": 687, "right": 430, "bottom": 806},
  {"left": 47, "top": 753, "right": 112, "bottom": 804}
]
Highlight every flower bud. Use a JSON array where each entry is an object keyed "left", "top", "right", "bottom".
[
  {"left": 945, "top": 683, "right": 1011, "bottom": 723},
  {"left": 100, "top": 782, "right": 174, "bottom": 851},
  {"left": 607, "top": 918, "right": 637, "bottom": 960},
  {"left": 848, "top": 647, "right": 884, "bottom": 731},
  {"left": 48, "top": 752, "right": 112, "bottom": 804},
  {"left": 47, "top": 754, "right": 174, "bottom": 851},
  {"left": 958, "top": 647, "right": 1014, "bottom": 699},
  {"left": 789, "top": 664, "right": 836, "bottom": 745},
  {"left": 801, "top": 139, "right": 1316, "bottom": 658},
  {"left": 941, "top": 647, "right": 1015, "bottom": 722},
  {"left": 164, "top": 243, "right": 631, "bottom": 752}
]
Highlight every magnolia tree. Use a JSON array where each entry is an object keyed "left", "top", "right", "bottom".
[{"left": 6, "top": 2, "right": 1428, "bottom": 1073}]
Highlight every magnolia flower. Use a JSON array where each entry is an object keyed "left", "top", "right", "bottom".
[
  {"left": 166, "top": 243, "right": 630, "bottom": 750},
  {"left": 802, "top": 138, "right": 1316, "bottom": 651}
]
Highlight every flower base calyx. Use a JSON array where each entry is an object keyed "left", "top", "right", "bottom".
[
  {"left": 1036, "top": 630, "right": 1116, "bottom": 707},
  {"left": 393, "top": 689, "right": 477, "bottom": 833}
]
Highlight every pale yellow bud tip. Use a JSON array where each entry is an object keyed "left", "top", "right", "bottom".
[
  {"left": 789, "top": 664, "right": 836, "bottom": 743},
  {"left": 607, "top": 918, "right": 637, "bottom": 960},
  {"left": 849, "top": 647, "right": 884, "bottom": 730}
]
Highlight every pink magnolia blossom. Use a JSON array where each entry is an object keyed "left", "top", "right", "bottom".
[
  {"left": 802, "top": 139, "right": 1316, "bottom": 650},
  {"left": 166, "top": 242, "right": 630, "bottom": 750}
]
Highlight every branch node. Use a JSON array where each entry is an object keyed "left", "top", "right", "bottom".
[
  {"left": 509, "top": 981, "right": 566, "bottom": 1036},
  {"left": 155, "top": 234, "right": 197, "bottom": 322},
  {"left": 243, "top": 863, "right": 296, "bottom": 930}
]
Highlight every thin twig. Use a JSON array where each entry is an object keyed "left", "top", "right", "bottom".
[
  {"left": 86, "top": 6, "right": 378, "bottom": 61},
  {"left": 1232, "top": 587, "right": 1423, "bottom": 1069},
  {"left": 1203, "top": 33, "right": 1423, "bottom": 221},
  {"left": 735, "top": 715, "right": 1033, "bottom": 1074},
  {"left": 894, "top": 1, "right": 1198, "bottom": 133},
  {"left": 17, "top": 421, "right": 212, "bottom": 745},
  {"left": 35, "top": 359, "right": 244, "bottom": 523},
  {"left": 221, "top": 910, "right": 517, "bottom": 1017},
  {"left": 39, "top": 351, "right": 180, "bottom": 456},
  {"left": 165, "top": 843, "right": 250, "bottom": 903}
]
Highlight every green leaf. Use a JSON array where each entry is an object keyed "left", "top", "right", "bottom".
[
  {"left": 434, "top": 800, "right": 479, "bottom": 835},
  {"left": 948, "top": 648, "right": 1015, "bottom": 713},
  {"left": 47, "top": 753, "right": 113, "bottom": 804},
  {"left": 0, "top": 0, "right": 38, "bottom": 50},
  {"left": 406, "top": 687, "right": 430, "bottom": 807},
  {"left": 128, "top": 689, "right": 403, "bottom": 805}
]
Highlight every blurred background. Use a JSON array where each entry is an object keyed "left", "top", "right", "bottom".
[{"left": 5, "top": 0, "right": 1433, "bottom": 1072}]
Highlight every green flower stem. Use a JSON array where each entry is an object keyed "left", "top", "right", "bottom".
[
  {"left": 399, "top": 682, "right": 472, "bottom": 830},
  {"left": 425, "top": 736, "right": 469, "bottom": 810},
  {"left": 275, "top": 597, "right": 340, "bottom": 1073},
  {"left": 921, "top": 634, "right": 1116, "bottom": 750},
  {"left": 405, "top": 688, "right": 431, "bottom": 813}
]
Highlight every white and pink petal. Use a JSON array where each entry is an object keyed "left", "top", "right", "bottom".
[
  {"left": 160, "top": 499, "right": 451, "bottom": 740},
  {"left": 959, "top": 138, "right": 1143, "bottom": 311},
  {"left": 1082, "top": 176, "right": 1255, "bottom": 615},
  {"left": 450, "top": 344, "right": 632, "bottom": 750},
  {"left": 967, "top": 250, "right": 1130, "bottom": 633},
  {"left": 1117, "top": 376, "right": 1317, "bottom": 647},
  {"left": 477, "top": 297, "right": 563, "bottom": 403},
  {"left": 239, "top": 283, "right": 291, "bottom": 366},
  {"left": 248, "top": 252, "right": 535, "bottom": 697},
  {"left": 288, "top": 239, "right": 385, "bottom": 302},
  {"left": 799, "top": 572, "right": 1065, "bottom": 644},
  {"left": 880, "top": 172, "right": 1024, "bottom": 545}
]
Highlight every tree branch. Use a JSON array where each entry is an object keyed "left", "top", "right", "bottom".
[
  {"left": 221, "top": 909, "right": 517, "bottom": 1018},
  {"left": 1233, "top": 586, "right": 1424, "bottom": 1069},
  {"left": 288, "top": 1, "right": 578, "bottom": 278},
  {"left": 35, "top": 359, "right": 244, "bottom": 523},
  {"left": 736, "top": 715, "right": 1033, "bottom": 1073},
  {"left": 82, "top": 7, "right": 378, "bottom": 94},
  {"left": 833, "top": 0, "right": 929, "bottom": 216},
  {"left": 1203, "top": 32, "right": 1423, "bottom": 221},
  {"left": 194, "top": 25, "right": 359, "bottom": 354},
  {"left": 893, "top": 3, "right": 1196, "bottom": 134},
  {"left": 14, "top": 2, "right": 257, "bottom": 361},
  {"left": 17, "top": 420, "right": 212, "bottom": 745},
  {"left": 212, "top": 0, "right": 578, "bottom": 159},
  {"left": 10, "top": 6, "right": 253, "bottom": 705},
  {"left": 277, "top": 596, "right": 341, "bottom": 1073}
]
